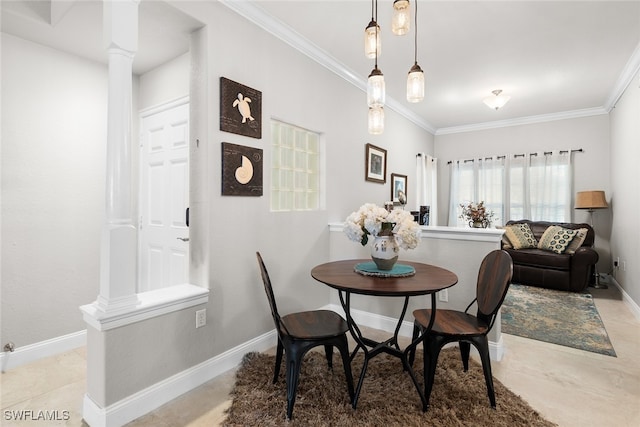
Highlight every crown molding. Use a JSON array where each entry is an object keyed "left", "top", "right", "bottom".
[
  {"left": 218, "top": 0, "right": 436, "bottom": 134},
  {"left": 604, "top": 40, "right": 640, "bottom": 111},
  {"left": 435, "top": 107, "right": 608, "bottom": 135}
]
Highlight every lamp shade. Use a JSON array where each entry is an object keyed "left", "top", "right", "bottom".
[
  {"left": 392, "top": 0, "right": 410, "bottom": 35},
  {"left": 367, "top": 67, "right": 385, "bottom": 107},
  {"left": 575, "top": 191, "right": 608, "bottom": 209},
  {"left": 406, "top": 63, "right": 424, "bottom": 102},
  {"left": 364, "top": 20, "right": 381, "bottom": 58},
  {"left": 368, "top": 106, "right": 384, "bottom": 134}
]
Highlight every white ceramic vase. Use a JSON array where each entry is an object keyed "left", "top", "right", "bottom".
[{"left": 371, "top": 235, "right": 399, "bottom": 270}]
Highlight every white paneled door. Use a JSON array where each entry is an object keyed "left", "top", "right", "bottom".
[{"left": 139, "top": 102, "right": 189, "bottom": 292}]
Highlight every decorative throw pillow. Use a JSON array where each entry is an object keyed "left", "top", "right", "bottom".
[
  {"left": 495, "top": 225, "right": 513, "bottom": 249},
  {"left": 537, "top": 225, "right": 578, "bottom": 254},
  {"left": 504, "top": 223, "right": 538, "bottom": 249},
  {"left": 564, "top": 228, "right": 588, "bottom": 254}
]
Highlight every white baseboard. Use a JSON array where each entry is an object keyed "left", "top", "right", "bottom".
[
  {"left": 0, "top": 330, "right": 86, "bottom": 372},
  {"left": 81, "top": 329, "right": 276, "bottom": 427},
  {"left": 605, "top": 274, "right": 640, "bottom": 321}
]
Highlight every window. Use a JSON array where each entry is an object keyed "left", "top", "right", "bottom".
[
  {"left": 271, "top": 120, "right": 320, "bottom": 211},
  {"left": 449, "top": 151, "right": 573, "bottom": 225}
]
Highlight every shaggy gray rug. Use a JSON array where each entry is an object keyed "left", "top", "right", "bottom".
[{"left": 223, "top": 348, "right": 556, "bottom": 426}]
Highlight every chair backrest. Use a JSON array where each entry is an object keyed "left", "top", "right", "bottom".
[
  {"left": 475, "top": 249, "right": 513, "bottom": 328},
  {"left": 256, "top": 252, "right": 288, "bottom": 335}
]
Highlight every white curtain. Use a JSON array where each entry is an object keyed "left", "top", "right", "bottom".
[
  {"left": 528, "top": 151, "right": 572, "bottom": 221},
  {"left": 448, "top": 159, "right": 474, "bottom": 226},
  {"left": 449, "top": 150, "right": 574, "bottom": 225},
  {"left": 415, "top": 153, "right": 438, "bottom": 226},
  {"left": 477, "top": 156, "right": 506, "bottom": 225}
]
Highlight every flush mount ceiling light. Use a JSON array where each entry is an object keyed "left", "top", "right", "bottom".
[
  {"left": 483, "top": 89, "right": 511, "bottom": 110},
  {"left": 364, "top": 0, "right": 381, "bottom": 58},
  {"left": 392, "top": 0, "right": 410, "bottom": 36}
]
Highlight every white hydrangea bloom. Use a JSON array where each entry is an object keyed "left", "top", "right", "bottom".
[{"left": 344, "top": 203, "right": 421, "bottom": 249}]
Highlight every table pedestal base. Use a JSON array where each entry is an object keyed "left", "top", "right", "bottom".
[{"left": 339, "top": 291, "right": 437, "bottom": 411}]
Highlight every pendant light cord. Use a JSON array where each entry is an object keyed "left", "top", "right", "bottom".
[
  {"left": 413, "top": 0, "right": 418, "bottom": 65},
  {"left": 375, "top": 0, "right": 379, "bottom": 69}
]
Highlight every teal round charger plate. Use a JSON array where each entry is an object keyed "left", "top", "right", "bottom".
[{"left": 354, "top": 261, "right": 415, "bottom": 277}]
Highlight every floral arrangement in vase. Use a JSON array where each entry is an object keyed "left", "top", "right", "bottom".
[
  {"left": 344, "top": 203, "right": 421, "bottom": 270},
  {"left": 459, "top": 201, "right": 496, "bottom": 228}
]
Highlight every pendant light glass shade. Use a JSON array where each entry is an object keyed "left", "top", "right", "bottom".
[
  {"left": 367, "top": 67, "right": 385, "bottom": 107},
  {"left": 368, "top": 106, "right": 384, "bottom": 134},
  {"left": 392, "top": 0, "right": 410, "bottom": 35},
  {"left": 407, "top": 63, "right": 425, "bottom": 102},
  {"left": 364, "top": 20, "right": 381, "bottom": 58}
]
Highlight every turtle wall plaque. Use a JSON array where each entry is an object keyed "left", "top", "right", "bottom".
[
  {"left": 221, "top": 142, "right": 263, "bottom": 196},
  {"left": 220, "top": 77, "right": 262, "bottom": 139}
]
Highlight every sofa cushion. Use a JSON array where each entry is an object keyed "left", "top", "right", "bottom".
[
  {"left": 496, "top": 225, "right": 512, "bottom": 249},
  {"left": 564, "top": 228, "right": 588, "bottom": 254},
  {"left": 505, "top": 248, "right": 572, "bottom": 270},
  {"left": 506, "top": 220, "right": 595, "bottom": 247},
  {"left": 537, "top": 225, "right": 578, "bottom": 254},
  {"left": 504, "top": 223, "right": 537, "bottom": 249}
]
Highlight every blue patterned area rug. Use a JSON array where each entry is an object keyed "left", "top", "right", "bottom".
[{"left": 501, "top": 284, "right": 616, "bottom": 357}]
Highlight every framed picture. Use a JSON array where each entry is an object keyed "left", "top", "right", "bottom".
[
  {"left": 221, "top": 142, "right": 263, "bottom": 196},
  {"left": 220, "top": 77, "right": 262, "bottom": 139},
  {"left": 391, "top": 173, "right": 408, "bottom": 205},
  {"left": 365, "top": 143, "right": 387, "bottom": 183}
]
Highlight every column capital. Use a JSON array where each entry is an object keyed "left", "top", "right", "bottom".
[{"left": 103, "top": 0, "right": 140, "bottom": 53}]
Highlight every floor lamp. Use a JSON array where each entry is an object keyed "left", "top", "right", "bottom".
[{"left": 575, "top": 190, "right": 609, "bottom": 289}]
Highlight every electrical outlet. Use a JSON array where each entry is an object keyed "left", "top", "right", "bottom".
[
  {"left": 614, "top": 257, "right": 620, "bottom": 268},
  {"left": 196, "top": 309, "right": 206, "bottom": 328},
  {"left": 439, "top": 289, "right": 448, "bottom": 302}
]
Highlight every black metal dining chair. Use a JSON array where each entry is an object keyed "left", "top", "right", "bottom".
[
  {"left": 256, "top": 252, "right": 355, "bottom": 419},
  {"left": 411, "top": 249, "right": 513, "bottom": 410}
]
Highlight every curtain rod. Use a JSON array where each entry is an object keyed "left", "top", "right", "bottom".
[
  {"left": 416, "top": 153, "right": 436, "bottom": 161},
  {"left": 447, "top": 148, "right": 583, "bottom": 165}
]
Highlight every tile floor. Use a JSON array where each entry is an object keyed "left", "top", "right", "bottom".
[{"left": 2, "top": 283, "right": 639, "bottom": 426}]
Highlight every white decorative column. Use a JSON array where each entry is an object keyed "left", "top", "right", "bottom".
[{"left": 96, "top": 0, "right": 140, "bottom": 313}]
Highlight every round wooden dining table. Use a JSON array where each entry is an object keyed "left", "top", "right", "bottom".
[{"left": 311, "top": 259, "right": 458, "bottom": 411}]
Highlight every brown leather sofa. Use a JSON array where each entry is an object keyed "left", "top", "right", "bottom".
[{"left": 501, "top": 220, "right": 599, "bottom": 292}]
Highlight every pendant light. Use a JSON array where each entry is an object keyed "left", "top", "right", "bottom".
[
  {"left": 367, "top": 67, "right": 385, "bottom": 107},
  {"left": 367, "top": 0, "right": 385, "bottom": 108},
  {"left": 392, "top": 0, "right": 410, "bottom": 36},
  {"left": 368, "top": 106, "right": 385, "bottom": 134},
  {"left": 364, "top": 0, "right": 381, "bottom": 59},
  {"left": 406, "top": 0, "right": 424, "bottom": 102}
]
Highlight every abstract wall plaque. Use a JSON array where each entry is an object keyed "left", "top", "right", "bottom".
[
  {"left": 221, "top": 142, "right": 263, "bottom": 196},
  {"left": 220, "top": 77, "right": 262, "bottom": 139}
]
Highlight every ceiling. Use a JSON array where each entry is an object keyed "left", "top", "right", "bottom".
[{"left": 2, "top": 0, "right": 639, "bottom": 134}]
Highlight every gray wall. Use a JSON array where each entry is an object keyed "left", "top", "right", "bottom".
[
  {"left": 1, "top": 34, "right": 106, "bottom": 348},
  {"left": 609, "top": 70, "right": 640, "bottom": 305},
  {"left": 434, "top": 115, "right": 613, "bottom": 272},
  {"left": 175, "top": 0, "right": 434, "bottom": 355}
]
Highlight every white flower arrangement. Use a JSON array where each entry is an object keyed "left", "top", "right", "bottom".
[{"left": 344, "top": 203, "right": 422, "bottom": 250}]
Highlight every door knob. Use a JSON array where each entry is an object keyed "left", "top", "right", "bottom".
[{"left": 177, "top": 237, "right": 190, "bottom": 242}]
